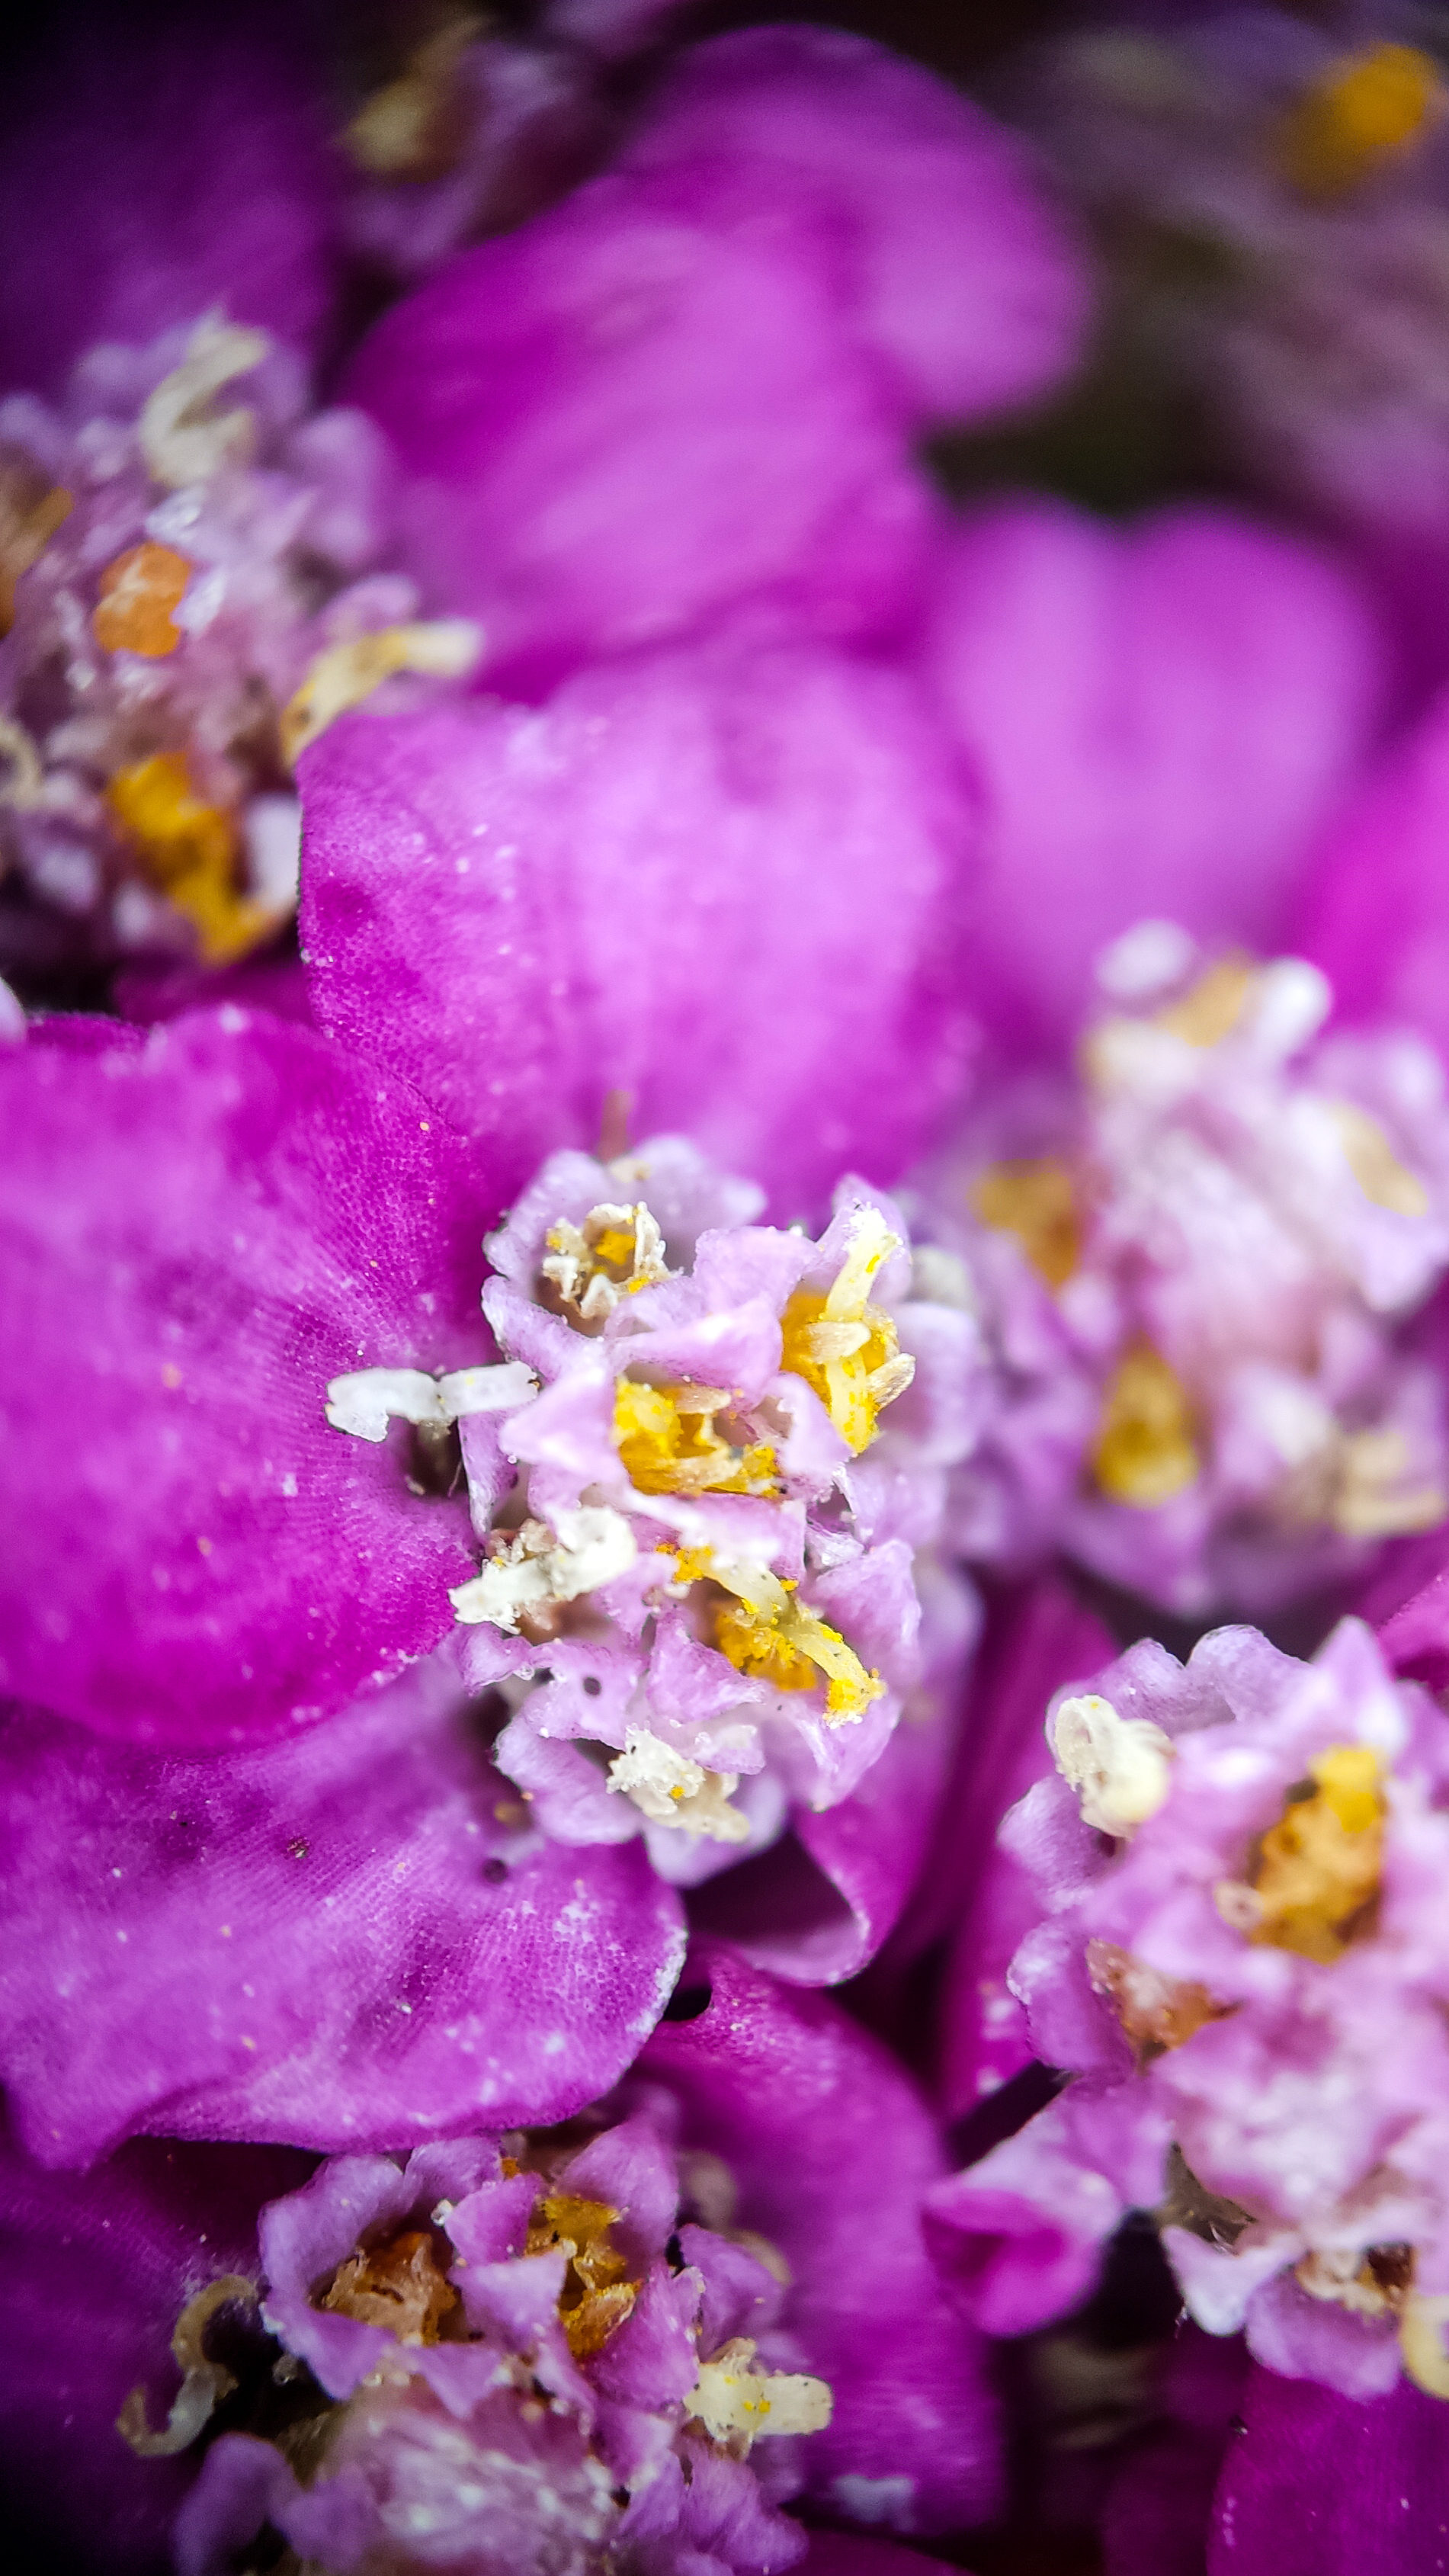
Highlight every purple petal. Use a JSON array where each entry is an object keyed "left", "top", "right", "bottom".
[
  {"left": 0, "top": 1008, "right": 498, "bottom": 1745},
  {"left": 1101, "top": 2325, "right": 1247, "bottom": 2576},
  {"left": 938, "top": 1580, "right": 1116, "bottom": 2120},
  {"left": 0, "top": 1657, "right": 685, "bottom": 2167},
  {"left": 1297, "top": 681, "right": 1449, "bottom": 1066},
  {"left": 619, "top": 24, "right": 1088, "bottom": 425},
  {"left": 923, "top": 2096, "right": 1124, "bottom": 2336},
  {"left": 0, "top": 2119, "right": 311, "bottom": 2575},
  {"left": 0, "top": 6, "right": 334, "bottom": 397},
  {"left": 298, "top": 637, "right": 975, "bottom": 1219},
  {"left": 342, "top": 166, "right": 934, "bottom": 689},
  {"left": 1207, "top": 2363, "right": 1449, "bottom": 2576},
  {"left": 922, "top": 499, "right": 1386, "bottom": 1055},
  {"left": 258, "top": 2154, "right": 418, "bottom": 2398},
  {"left": 639, "top": 1940, "right": 1002, "bottom": 2532}
]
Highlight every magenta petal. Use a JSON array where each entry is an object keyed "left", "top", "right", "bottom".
[
  {"left": 343, "top": 165, "right": 933, "bottom": 686},
  {"left": 1207, "top": 2363, "right": 1449, "bottom": 2576},
  {"left": 940, "top": 1580, "right": 1115, "bottom": 2120},
  {"left": 1101, "top": 2326, "right": 1247, "bottom": 2576},
  {"left": 1297, "top": 682, "right": 1449, "bottom": 1062},
  {"left": 922, "top": 2097, "right": 1124, "bottom": 2336},
  {"left": 298, "top": 637, "right": 975, "bottom": 1217},
  {"left": 620, "top": 24, "right": 1088, "bottom": 425},
  {"left": 0, "top": 1009, "right": 498, "bottom": 1746},
  {"left": 259, "top": 2154, "right": 416, "bottom": 2398},
  {"left": 0, "top": 1659, "right": 685, "bottom": 2167},
  {"left": 640, "top": 1942, "right": 1002, "bottom": 2532},
  {"left": 922, "top": 499, "right": 1386, "bottom": 1054}
]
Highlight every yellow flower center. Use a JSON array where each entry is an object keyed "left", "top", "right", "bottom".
[
  {"left": 973, "top": 1155, "right": 1080, "bottom": 1289},
  {"left": 1281, "top": 43, "right": 1443, "bottom": 195},
  {"left": 322, "top": 2225, "right": 460, "bottom": 2347},
  {"left": 614, "top": 1379, "right": 777, "bottom": 1498},
  {"left": 1092, "top": 1339, "right": 1200, "bottom": 1507},
  {"left": 1247, "top": 1744, "right": 1383, "bottom": 1963},
  {"left": 105, "top": 753, "right": 281, "bottom": 965},
  {"left": 780, "top": 1210, "right": 914, "bottom": 1454}
]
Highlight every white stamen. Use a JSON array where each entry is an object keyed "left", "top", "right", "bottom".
[
  {"left": 1051, "top": 1691, "right": 1174, "bottom": 1837},
  {"left": 139, "top": 316, "right": 271, "bottom": 489},
  {"left": 606, "top": 1727, "right": 752, "bottom": 1842},
  {"left": 684, "top": 2338, "right": 833, "bottom": 2446},
  {"left": 449, "top": 1504, "right": 636, "bottom": 1631},
  {"left": 325, "top": 1359, "right": 537, "bottom": 1441}
]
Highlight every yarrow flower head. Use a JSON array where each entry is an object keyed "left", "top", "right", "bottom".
[
  {"left": 923, "top": 922, "right": 1449, "bottom": 1614},
  {"left": 0, "top": 313, "right": 478, "bottom": 971},
  {"left": 149, "top": 2108, "right": 831, "bottom": 2576},
  {"left": 329, "top": 1135, "right": 986, "bottom": 1886},
  {"left": 927, "top": 1613, "right": 1449, "bottom": 2404}
]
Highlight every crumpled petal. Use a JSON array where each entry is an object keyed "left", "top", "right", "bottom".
[
  {"left": 922, "top": 499, "right": 1386, "bottom": 1054},
  {"left": 298, "top": 636, "right": 976, "bottom": 1220},
  {"left": 618, "top": 24, "right": 1088, "bottom": 425},
  {"left": 0, "top": 1652, "right": 685, "bottom": 2167},
  {"left": 0, "top": 1007, "right": 498, "bottom": 1745},
  {"left": 638, "top": 1941, "right": 1002, "bottom": 2533}
]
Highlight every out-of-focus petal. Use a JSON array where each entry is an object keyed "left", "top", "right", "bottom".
[
  {"left": 0, "top": 3, "right": 335, "bottom": 396},
  {"left": 343, "top": 165, "right": 934, "bottom": 688},
  {"left": 619, "top": 24, "right": 1089, "bottom": 425},
  {"left": 922, "top": 499, "right": 1386, "bottom": 1054},
  {"left": 1298, "top": 681, "right": 1449, "bottom": 1066}
]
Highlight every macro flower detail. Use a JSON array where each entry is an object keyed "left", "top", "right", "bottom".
[
  {"left": 0, "top": 312, "right": 477, "bottom": 970},
  {"left": 927, "top": 1615, "right": 1449, "bottom": 2402},
  {"left": 329, "top": 1137, "right": 980, "bottom": 1887},
  {"left": 161, "top": 2109, "right": 832, "bottom": 2576},
  {"left": 928, "top": 925, "right": 1449, "bottom": 1614}
]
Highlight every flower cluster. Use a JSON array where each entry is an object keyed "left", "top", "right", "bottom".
[
  {"left": 926, "top": 926, "right": 1449, "bottom": 1613},
  {"left": 0, "top": 313, "right": 477, "bottom": 974},
  {"left": 929, "top": 1613, "right": 1449, "bottom": 2404},
  {"left": 329, "top": 1137, "right": 986, "bottom": 1886}
]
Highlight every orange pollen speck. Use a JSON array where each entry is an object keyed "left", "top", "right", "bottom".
[{"left": 92, "top": 543, "right": 191, "bottom": 659}]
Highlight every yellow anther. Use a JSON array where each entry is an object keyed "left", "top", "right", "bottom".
[
  {"left": 972, "top": 1156, "right": 1080, "bottom": 1289},
  {"left": 1281, "top": 43, "right": 1443, "bottom": 195},
  {"left": 1152, "top": 954, "right": 1257, "bottom": 1050},
  {"left": 345, "top": 14, "right": 482, "bottom": 181},
  {"left": 1246, "top": 1744, "right": 1383, "bottom": 1963},
  {"left": 614, "top": 1379, "right": 777, "bottom": 1499},
  {"left": 281, "top": 620, "right": 481, "bottom": 767},
  {"left": 780, "top": 1209, "right": 913, "bottom": 1454},
  {"left": 0, "top": 466, "right": 71, "bottom": 634},
  {"left": 1092, "top": 1340, "right": 1200, "bottom": 1507},
  {"left": 1329, "top": 1102, "right": 1431, "bottom": 1219},
  {"left": 713, "top": 1583, "right": 883, "bottom": 1723},
  {"left": 106, "top": 753, "right": 277, "bottom": 965},
  {"left": 92, "top": 542, "right": 191, "bottom": 659}
]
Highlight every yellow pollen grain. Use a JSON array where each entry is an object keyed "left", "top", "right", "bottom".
[
  {"left": 1092, "top": 1340, "right": 1200, "bottom": 1507},
  {"left": 1249, "top": 1744, "right": 1383, "bottom": 1963},
  {"left": 1154, "top": 954, "right": 1257, "bottom": 1049},
  {"left": 92, "top": 542, "right": 191, "bottom": 659},
  {"left": 1281, "top": 43, "right": 1443, "bottom": 195},
  {"left": 105, "top": 753, "right": 275, "bottom": 965},
  {"left": 1329, "top": 1101, "right": 1431, "bottom": 1219},
  {"left": 972, "top": 1156, "right": 1080, "bottom": 1289},
  {"left": 525, "top": 2191, "right": 638, "bottom": 2360},
  {"left": 614, "top": 1378, "right": 777, "bottom": 1499}
]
